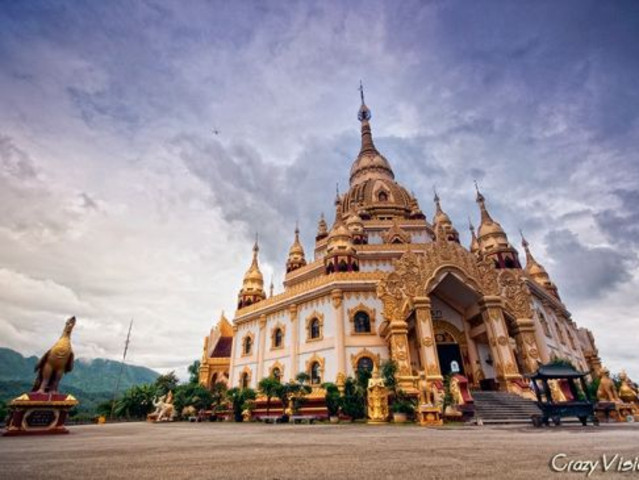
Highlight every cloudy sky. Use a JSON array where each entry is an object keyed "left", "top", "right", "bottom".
[{"left": 1, "top": 1, "right": 638, "bottom": 379}]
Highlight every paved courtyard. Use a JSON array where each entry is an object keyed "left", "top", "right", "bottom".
[{"left": 2, "top": 422, "right": 639, "bottom": 479}]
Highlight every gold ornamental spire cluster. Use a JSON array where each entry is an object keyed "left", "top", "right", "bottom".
[
  {"left": 520, "top": 231, "right": 560, "bottom": 299},
  {"left": 286, "top": 224, "right": 307, "bottom": 273},
  {"left": 432, "top": 190, "right": 459, "bottom": 243},
  {"left": 238, "top": 236, "right": 266, "bottom": 309}
]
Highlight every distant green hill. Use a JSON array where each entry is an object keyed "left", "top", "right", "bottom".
[{"left": 0, "top": 347, "right": 159, "bottom": 408}]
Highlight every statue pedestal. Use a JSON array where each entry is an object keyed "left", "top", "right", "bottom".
[
  {"left": 595, "top": 402, "right": 635, "bottom": 423},
  {"left": 3, "top": 393, "right": 78, "bottom": 436},
  {"left": 417, "top": 404, "right": 443, "bottom": 426}
]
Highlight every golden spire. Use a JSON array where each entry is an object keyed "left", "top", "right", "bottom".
[
  {"left": 269, "top": 278, "right": 274, "bottom": 298},
  {"left": 432, "top": 189, "right": 459, "bottom": 243},
  {"left": 238, "top": 235, "right": 266, "bottom": 308},
  {"left": 469, "top": 217, "right": 480, "bottom": 254},
  {"left": 520, "top": 231, "right": 559, "bottom": 298},
  {"left": 473, "top": 183, "right": 521, "bottom": 268},
  {"left": 316, "top": 212, "right": 328, "bottom": 241},
  {"left": 350, "top": 82, "right": 395, "bottom": 186},
  {"left": 286, "top": 224, "right": 307, "bottom": 272}
]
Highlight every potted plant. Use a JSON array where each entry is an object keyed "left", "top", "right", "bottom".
[
  {"left": 322, "top": 382, "right": 341, "bottom": 423},
  {"left": 391, "top": 390, "right": 415, "bottom": 423}
]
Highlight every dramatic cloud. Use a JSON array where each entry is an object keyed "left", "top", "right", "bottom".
[{"left": 0, "top": 1, "right": 638, "bottom": 378}]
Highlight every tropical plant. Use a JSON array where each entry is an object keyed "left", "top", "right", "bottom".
[
  {"left": 441, "top": 374, "right": 455, "bottom": 414},
  {"left": 391, "top": 389, "right": 416, "bottom": 415},
  {"left": 381, "top": 359, "right": 398, "bottom": 393},
  {"left": 173, "top": 383, "right": 213, "bottom": 417},
  {"left": 275, "top": 372, "right": 312, "bottom": 417},
  {"left": 114, "top": 383, "right": 157, "bottom": 419},
  {"left": 187, "top": 361, "right": 201, "bottom": 385},
  {"left": 322, "top": 382, "right": 341, "bottom": 417},
  {"left": 341, "top": 376, "right": 366, "bottom": 420},
  {"left": 210, "top": 381, "right": 228, "bottom": 411},
  {"left": 226, "top": 387, "right": 257, "bottom": 422},
  {"left": 154, "top": 372, "right": 179, "bottom": 395},
  {"left": 258, "top": 376, "right": 282, "bottom": 417}
]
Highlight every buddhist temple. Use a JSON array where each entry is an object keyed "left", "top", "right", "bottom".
[{"left": 199, "top": 90, "right": 602, "bottom": 408}]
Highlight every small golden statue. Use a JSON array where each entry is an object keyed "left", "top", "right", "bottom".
[
  {"left": 597, "top": 368, "right": 620, "bottom": 403},
  {"left": 417, "top": 371, "right": 432, "bottom": 406},
  {"left": 367, "top": 365, "right": 389, "bottom": 424},
  {"left": 33, "top": 317, "right": 76, "bottom": 393},
  {"left": 618, "top": 371, "right": 638, "bottom": 405}
]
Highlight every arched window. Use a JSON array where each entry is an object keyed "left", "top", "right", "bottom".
[
  {"left": 274, "top": 328, "right": 283, "bottom": 348},
  {"left": 272, "top": 367, "right": 281, "bottom": 382},
  {"left": 356, "top": 356, "right": 374, "bottom": 373},
  {"left": 504, "top": 257, "right": 516, "bottom": 268},
  {"left": 241, "top": 372, "right": 250, "bottom": 389},
  {"left": 310, "top": 361, "right": 322, "bottom": 385},
  {"left": 378, "top": 191, "right": 388, "bottom": 202},
  {"left": 310, "top": 318, "right": 321, "bottom": 339},
  {"left": 354, "top": 311, "right": 371, "bottom": 333},
  {"left": 338, "top": 260, "right": 348, "bottom": 272},
  {"left": 243, "top": 336, "right": 252, "bottom": 355}
]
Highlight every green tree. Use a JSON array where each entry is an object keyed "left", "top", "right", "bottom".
[
  {"left": 188, "top": 361, "right": 201, "bottom": 385},
  {"left": 114, "top": 384, "right": 157, "bottom": 419},
  {"left": 381, "top": 359, "right": 398, "bottom": 393},
  {"left": 276, "top": 372, "right": 312, "bottom": 416},
  {"left": 154, "top": 372, "right": 179, "bottom": 395},
  {"left": 226, "top": 387, "right": 257, "bottom": 422},
  {"left": 341, "top": 376, "right": 365, "bottom": 420},
  {"left": 210, "top": 381, "right": 228, "bottom": 412},
  {"left": 173, "top": 383, "right": 213, "bottom": 417},
  {"left": 322, "top": 382, "right": 341, "bottom": 417},
  {"left": 258, "top": 376, "right": 282, "bottom": 417}
]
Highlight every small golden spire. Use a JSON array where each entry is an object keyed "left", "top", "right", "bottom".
[
  {"left": 316, "top": 212, "right": 328, "bottom": 240},
  {"left": 287, "top": 223, "right": 306, "bottom": 272},
  {"left": 469, "top": 217, "right": 480, "bottom": 254},
  {"left": 519, "top": 230, "right": 559, "bottom": 298},
  {"left": 269, "top": 278, "right": 274, "bottom": 298}
]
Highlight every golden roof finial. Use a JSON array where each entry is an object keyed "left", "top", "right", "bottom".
[
  {"left": 469, "top": 216, "right": 480, "bottom": 254},
  {"left": 287, "top": 224, "right": 306, "bottom": 272},
  {"left": 316, "top": 212, "right": 328, "bottom": 239},
  {"left": 269, "top": 278, "right": 274, "bottom": 298}
]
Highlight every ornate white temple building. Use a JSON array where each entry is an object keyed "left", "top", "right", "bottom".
[{"left": 199, "top": 93, "right": 602, "bottom": 398}]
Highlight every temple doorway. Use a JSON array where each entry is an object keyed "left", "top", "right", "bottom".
[{"left": 437, "top": 341, "right": 465, "bottom": 377}]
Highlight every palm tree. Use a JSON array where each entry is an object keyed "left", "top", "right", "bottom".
[
  {"left": 258, "top": 376, "right": 282, "bottom": 417},
  {"left": 115, "top": 384, "right": 157, "bottom": 419}
]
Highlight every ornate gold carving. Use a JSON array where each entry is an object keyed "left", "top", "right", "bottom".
[
  {"left": 498, "top": 270, "right": 533, "bottom": 319},
  {"left": 433, "top": 320, "right": 467, "bottom": 346},
  {"left": 347, "top": 303, "right": 377, "bottom": 335},
  {"left": 422, "top": 336, "right": 433, "bottom": 347},
  {"left": 351, "top": 348, "right": 381, "bottom": 371},
  {"left": 497, "top": 335, "right": 508, "bottom": 346},
  {"left": 331, "top": 289, "right": 343, "bottom": 308}
]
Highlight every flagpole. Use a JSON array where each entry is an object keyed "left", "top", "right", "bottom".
[{"left": 110, "top": 318, "right": 133, "bottom": 420}]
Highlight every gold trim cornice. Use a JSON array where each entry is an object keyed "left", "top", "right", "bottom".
[{"left": 235, "top": 271, "right": 384, "bottom": 320}]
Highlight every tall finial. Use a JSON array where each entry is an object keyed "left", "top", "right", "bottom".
[
  {"left": 357, "top": 81, "right": 372, "bottom": 122},
  {"left": 269, "top": 277, "right": 274, "bottom": 298},
  {"left": 253, "top": 232, "right": 259, "bottom": 252},
  {"left": 433, "top": 186, "right": 440, "bottom": 205},
  {"left": 468, "top": 216, "right": 475, "bottom": 232}
]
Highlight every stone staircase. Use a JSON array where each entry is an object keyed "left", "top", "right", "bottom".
[{"left": 471, "top": 391, "right": 541, "bottom": 425}]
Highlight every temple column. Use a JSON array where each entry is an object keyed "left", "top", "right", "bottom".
[
  {"left": 257, "top": 315, "right": 267, "bottom": 381},
  {"left": 384, "top": 309, "right": 415, "bottom": 392},
  {"left": 413, "top": 296, "right": 442, "bottom": 382},
  {"left": 510, "top": 318, "right": 543, "bottom": 374},
  {"left": 331, "top": 289, "right": 346, "bottom": 378},
  {"left": 462, "top": 324, "right": 481, "bottom": 387},
  {"left": 229, "top": 325, "right": 239, "bottom": 386},
  {"left": 289, "top": 304, "right": 299, "bottom": 380},
  {"left": 479, "top": 296, "right": 523, "bottom": 392}
]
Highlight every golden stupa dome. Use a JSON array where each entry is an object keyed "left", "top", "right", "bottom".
[
  {"left": 341, "top": 88, "right": 417, "bottom": 220},
  {"left": 286, "top": 225, "right": 307, "bottom": 272},
  {"left": 241, "top": 241, "right": 264, "bottom": 292},
  {"left": 327, "top": 210, "right": 356, "bottom": 256}
]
